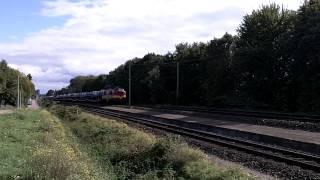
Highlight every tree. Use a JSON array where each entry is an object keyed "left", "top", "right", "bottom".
[
  {"left": 206, "top": 33, "right": 236, "bottom": 106},
  {"left": 289, "top": 0, "right": 320, "bottom": 111},
  {"left": 27, "top": 74, "right": 32, "bottom": 81},
  {"left": 174, "top": 42, "right": 208, "bottom": 105},
  {"left": 233, "top": 4, "right": 296, "bottom": 108},
  {"left": 0, "top": 59, "right": 7, "bottom": 69},
  {"left": 0, "top": 60, "right": 35, "bottom": 106},
  {"left": 46, "top": 89, "right": 55, "bottom": 96}
]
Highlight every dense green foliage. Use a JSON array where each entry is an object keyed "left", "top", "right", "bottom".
[
  {"left": 0, "top": 60, "right": 35, "bottom": 106},
  {"left": 53, "top": 1, "right": 320, "bottom": 112}
]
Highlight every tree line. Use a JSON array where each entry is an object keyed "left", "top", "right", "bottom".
[
  {"left": 0, "top": 60, "right": 35, "bottom": 106},
  {"left": 52, "top": 1, "right": 320, "bottom": 112}
]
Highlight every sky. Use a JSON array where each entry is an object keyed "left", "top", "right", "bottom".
[{"left": 0, "top": 0, "right": 303, "bottom": 93}]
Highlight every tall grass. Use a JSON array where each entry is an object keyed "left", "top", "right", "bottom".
[
  {"left": 0, "top": 109, "right": 107, "bottom": 179},
  {"left": 49, "top": 105, "right": 254, "bottom": 179}
]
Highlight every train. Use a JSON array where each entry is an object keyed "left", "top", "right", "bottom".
[{"left": 50, "top": 87, "right": 126, "bottom": 103}]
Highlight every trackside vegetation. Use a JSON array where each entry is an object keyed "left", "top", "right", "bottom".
[
  {"left": 46, "top": 104, "right": 254, "bottom": 179},
  {"left": 0, "top": 110, "right": 108, "bottom": 179},
  {"left": 0, "top": 60, "right": 35, "bottom": 107}
]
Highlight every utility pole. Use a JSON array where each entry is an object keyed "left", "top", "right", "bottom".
[
  {"left": 176, "top": 61, "right": 180, "bottom": 104},
  {"left": 128, "top": 61, "right": 132, "bottom": 108},
  {"left": 17, "top": 75, "right": 20, "bottom": 109},
  {"left": 19, "top": 88, "right": 21, "bottom": 108}
]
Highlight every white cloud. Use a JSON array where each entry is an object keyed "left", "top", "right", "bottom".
[{"left": 0, "top": 0, "right": 303, "bottom": 93}]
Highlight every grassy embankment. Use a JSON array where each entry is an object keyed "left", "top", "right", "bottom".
[
  {"left": 0, "top": 105, "right": 253, "bottom": 179},
  {"left": 0, "top": 109, "right": 106, "bottom": 179},
  {"left": 48, "top": 105, "right": 253, "bottom": 179}
]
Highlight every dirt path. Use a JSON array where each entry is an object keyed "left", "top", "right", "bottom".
[
  {"left": 28, "top": 100, "right": 39, "bottom": 110},
  {"left": 0, "top": 109, "right": 13, "bottom": 115}
]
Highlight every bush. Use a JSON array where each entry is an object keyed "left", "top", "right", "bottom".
[
  {"left": 14, "top": 110, "right": 26, "bottom": 120},
  {"left": 38, "top": 118, "right": 53, "bottom": 133},
  {"left": 49, "top": 105, "right": 81, "bottom": 121},
  {"left": 38, "top": 99, "right": 54, "bottom": 108}
]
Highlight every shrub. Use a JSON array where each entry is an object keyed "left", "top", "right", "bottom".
[
  {"left": 49, "top": 105, "right": 81, "bottom": 121},
  {"left": 15, "top": 110, "right": 26, "bottom": 120},
  {"left": 38, "top": 119, "right": 53, "bottom": 133},
  {"left": 38, "top": 99, "right": 55, "bottom": 108}
]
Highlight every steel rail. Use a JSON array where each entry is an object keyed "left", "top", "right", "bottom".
[
  {"left": 77, "top": 104, "right": 320, "bottom": 173},
  {"left": 137, "top": 105, "right": 320, "bottom": 123}
]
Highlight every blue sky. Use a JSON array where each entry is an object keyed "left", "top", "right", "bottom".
[
  {"left": 0, "top": 0, "right": 302, "bottom": 93},
  {"left": 0, "top": 0, "right": 66, "bottom": 42}
]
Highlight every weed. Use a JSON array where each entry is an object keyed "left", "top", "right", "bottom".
[{"left": 29, "top": 148, "right": 72, "bottom": 179}]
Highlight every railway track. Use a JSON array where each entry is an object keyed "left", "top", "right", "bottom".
[
  {"left": 138, "top": 105, "right": 320, "bottom": 123},
  {"left": 76, "top": 103, "right": 320, "bottom": 173}
]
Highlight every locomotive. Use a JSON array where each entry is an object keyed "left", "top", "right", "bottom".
[{"left": 53, "top": 87, "right": 126, "bottom": 103}]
